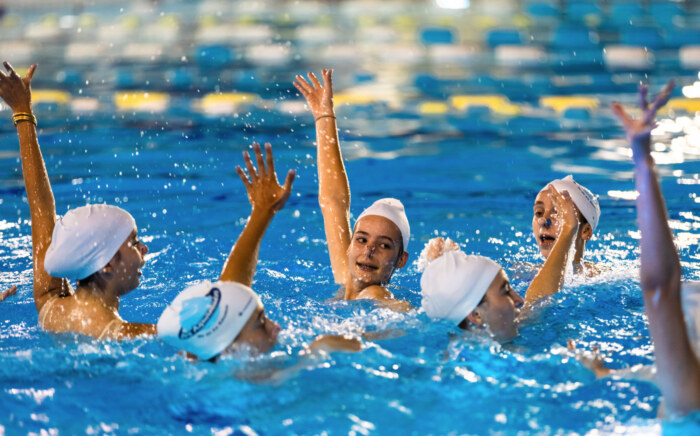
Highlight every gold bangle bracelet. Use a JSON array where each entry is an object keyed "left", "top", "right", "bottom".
[
  {"left": 315, "top": 114, "right": 336, "bottom": 122},
  {"left": 12, "top": 112, "right": 37, "bottom": 127}
]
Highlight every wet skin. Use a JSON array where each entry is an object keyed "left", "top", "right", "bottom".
[
  {"left": 347, "top": 215, "right": 407, "bottom": 292},
  {"left": 109, "top": 229, "right": 149, "bottom": 296},
  {"left": 467, "top": 269, "right": 524, "bottom": 342},
  {"left": 232, "top": 303, "right": 281, "bottom": 354},
  {"left": 533, "top": 187, "right": 592, "bottom": 263}
]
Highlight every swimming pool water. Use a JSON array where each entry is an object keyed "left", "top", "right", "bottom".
[{"left": 1, "top": 109, "right": 699, "bottom": 434}]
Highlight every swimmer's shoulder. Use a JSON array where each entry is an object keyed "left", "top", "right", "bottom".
[
  {"left": 357, "top": 285, "right": 393, "bottom": 300},
  {"left": 357, "top": 286, "right": 412, "bottom": 312},
  {"left": 40, "top": 295, "right": 123, "bottom": 339}
]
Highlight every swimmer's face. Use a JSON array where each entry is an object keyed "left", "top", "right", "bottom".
[
  {"left": 233, "top": 303, "right": 280, "bottom": 354},
  {"left": 109, "top": 228, "right": 148, "bottom": 294},
  {"left": 348, "top": 215, "right": 408, "bottom": 288},
  {"left": 532, "top": 187, "right": 591, "bottom": 259},
  {"left": 532, "top": 187, "right": 564, "bottom": 259},
  {"left": 467, "top": 269, "right": 523, "bottom": 342}
]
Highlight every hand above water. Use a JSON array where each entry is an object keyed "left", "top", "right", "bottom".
[
  {"left": 236, "top": 142, "right": 295, "bottom": 214},
  {"left": 293, "top": 69, "right": 335, "bottom": 120},
  {"left": 0, "top": 61, "right": 36, "bottom": 113},
  {"left": 611, "top": 81, "right": 674, "bottom": 162},
  {"left": 421, "top": 237, "right": 461, "bottom": 264},
  {"left": 0, "top": 285, "right": 18, "bottom": 302}
]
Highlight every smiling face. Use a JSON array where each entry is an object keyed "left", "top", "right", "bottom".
[
  {"left": 232, "top": 303, "right": 280, "bottom": 354},
  {"left": 110, "top": 229, "right": 148, "bottom": 294},
  {"left": 466, "top": 269, "right": 523, "bottom": 342},
  {"left": 347, "top": 215, "right": 408, "bottom": 290}
]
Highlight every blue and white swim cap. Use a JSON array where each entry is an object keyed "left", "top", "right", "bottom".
[{"left": 157, "top": 280, "right": 260, "bottom": 360}]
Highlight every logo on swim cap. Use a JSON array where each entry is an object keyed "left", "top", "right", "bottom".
[{"left": 178, "top": 287, "right": 222, "bottom": 340}]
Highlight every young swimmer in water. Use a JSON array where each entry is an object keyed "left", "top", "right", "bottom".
[
  {"left": 158, "top": 144, "right": 361, "bottom": 360},
  {"left": 0, "top": 61, "right": 155, "bottom": 339},
  {"left": 293, "top": 70, "right": 410, "bottom": 309},
  {"left": 420, "top": 188, "right": 580, "bottom": 342},
  {"left": 610, "top": 81, "right": 700, "bottom": 417},
  {"left": 533, "top": 176, "right": 600, "bottom": 274}
]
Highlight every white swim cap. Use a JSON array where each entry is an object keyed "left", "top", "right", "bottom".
[
  {"left": 157, "top": 280, "right": 261, "bottom": 360},
  {"left": 682, "top": 281, "right": 700, "bottom": 360},
  {"left": 356, "top": 198, "right": 410, "bottom": 250},
  {"left": 547, "top": 175, "right": 600, "bottom": 231},
  {"left": 420, "top": 247, "right": 502, "bottom": 324},
  {"left": 44, "top": 204, "right": 136, "bottom": 280}
]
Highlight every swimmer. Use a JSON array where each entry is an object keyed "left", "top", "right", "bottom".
[
  {"left": 420, "top": 188, "right": 580, "bottom": 342},
  {"left": 533, "top": 176, "right": 600, "bottom": 275},
  {"left": 0, "top": 285, "right": 18, "bottom": 302},
  {"left": 158, "top": 143, "right": 361, "bottom": 361},
  {"left": 611, "top": 81, "right": 700, "bottom": 416},
  {"left": 293, "top": 70, "right": 410, "bottom": 309},
  {"left": 0, "top": 61, "right": 155, "bottom": 339}
]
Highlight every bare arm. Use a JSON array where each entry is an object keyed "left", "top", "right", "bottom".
[
  {"left": 0, "top": 62, "right": 68, "bottom": 313},
  {"left": 0, "top": 285, "right": 18, "bottom": 302},
  {"left": 116, "top": 322, "right": 158, "bottom": 339},
  {"left": 293, "top": 70, "right": 351, "bottom": 284},
  {"left": 525, "top": 189, "right": 578, "bottom": 304},
  {"left": 219, "top": 143, "right": 295, "bottom": 286},
  {"left": 612, "top": 82, "right": 700, "bottom": 416}
]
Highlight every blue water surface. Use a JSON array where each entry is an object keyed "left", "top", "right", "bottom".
[{"left": 1, "top": 108, "right": 699, "bottom": 435}]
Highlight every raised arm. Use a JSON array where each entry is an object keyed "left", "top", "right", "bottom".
[
  {"left": 612, "top": 82, "right": 700, "bottom": 416},
  {"left": 525, "top": 189, "right": 578, "bottom": 304},
  {"left": 293, "top": 70, "right": 351, "bottom": 284},
  {"left": 0, "top": 62, "right": 68, "bottom": 312},
  {"left": 219, "top": 142, "right": 295, "bottom": 286}
]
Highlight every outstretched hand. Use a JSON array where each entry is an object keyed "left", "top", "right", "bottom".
[
  {"left": 567, "top": 339, "right": 612, "bottom": 378},
  {"left": 0, "top": 62, "right": 36, "bottom": 113},
  {"left": 236, "top": 142, "right": 295, "bottom": 213},
  {"left": 611, "top": 81, "right": 674, "bottom": 160},
  {"left": 293, "top": 69, "right": 334, "bottom": 119}
]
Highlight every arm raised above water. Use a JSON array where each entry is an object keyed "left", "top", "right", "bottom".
[
  {"left": 293, "top": 70, "right": 351, "bottom": 284},
  {"left": 219, "top": 142, "right": 295, "bottom": 287},
  {"left": 0, "top": 62, "right": 70, "bottom": 312},
  {"left": 525, "top": 189, "right": 579, "bottom": 304},
  {"left": 612, "top": 82, "right": 700, "bottom": 416}
]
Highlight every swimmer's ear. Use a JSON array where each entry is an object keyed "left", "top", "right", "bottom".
[
  {"left": 95, "top": 265, "right": 113, "bottom": 282},
  {"left": 580, "top": 223, "right": 593, "bottom": 241},
  {"left": 466, "top": 310, "right": 484, "bottom": 327},
  {"left": 395, "top": 251, "right": 408, "bottom": 268}
]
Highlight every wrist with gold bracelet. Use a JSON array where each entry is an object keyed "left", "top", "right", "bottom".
[{"left": 12, "top": 112, "right": 37, "bottom": 127}]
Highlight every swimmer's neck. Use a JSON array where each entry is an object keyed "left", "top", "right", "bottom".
[{"left": 573, "top": 235, "right": 587, "bottom": 265}]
